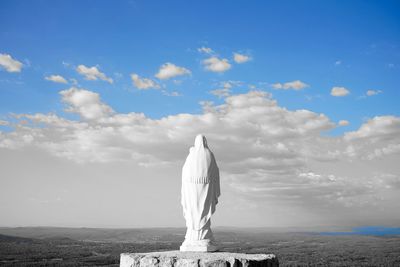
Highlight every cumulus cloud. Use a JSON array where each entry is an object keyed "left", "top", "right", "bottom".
[
  {"left": 210, "top": 88, "right": 231, "bottom": 98},
  {"left": 0, "top": 53, "right": 23, "bottom": 73},
  {"left": 76, "top": 65, "right": 113, "bottom": 83},
  {"left": 45, "top": 74, "right": 68, "bottom": 84},
  {"left": 272, "top": 80, "right": 309, "bottom": 90},
  {"left": 1, "top": 90, "right": 335, "bottom": 164},
  {"left": 342, "top": 116, "right": 400, "bottom": 161},
  {"left": 233, "top": 53, "right": 251, "bottom": 63},
  {"left": 203, "top": 57, "right": 231, "bottom": 72},
  {"left": 198, "top": 47, "right": 214, "bottom": 54},
  {"left": 155, "top": 63, "right": 191, "bottom": 80},
  {"left": 1, "top": 89, "right": 399, "bottom": 217},
  {"left": 60, "top": 87, "right": 114, "bottom": 120},
  {"left": 331, "top": 86, "right": 350, "bottom": 97},
  {"left": 344, "top": 116, "right": 400, "bottom": 141},
  {"left": 366, "top": 89, "right": 382, "bottom": 96},
  {"left": 338, "top": 120, "right": 350, "bottom": 126},
  {"left": 131, "top": 73, "right": 160, "bottom": 90},
  {"left": 209, "top": 81, "right": 242, "bottom": 98}
]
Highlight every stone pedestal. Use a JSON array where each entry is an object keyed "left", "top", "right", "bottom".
[{"left": 120, "top": 251, "right": 279, "bottom": 267}]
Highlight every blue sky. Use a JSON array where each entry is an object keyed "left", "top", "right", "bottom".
[
  {"left": 1, "top": 0, "right": 399, "bottom": 131},
  {"left": 0, "top": 1, "right": 400, "bottom": 228}
]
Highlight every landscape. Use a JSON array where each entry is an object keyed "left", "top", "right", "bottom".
[{"left": 1, "top": 227, "right": 400, "bottom": 266}]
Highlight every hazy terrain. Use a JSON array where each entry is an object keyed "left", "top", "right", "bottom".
[{"left": 0, "top": 227, "right": 399, "bottom": 266}]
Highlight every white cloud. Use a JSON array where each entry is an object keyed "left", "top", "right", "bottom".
[
  {"left": 2, "top": 90, "right": 335, "bottom": 165},
  {"left": 203, "top": 57, "right": 231, "bottom": 73},
  {"left": 338, "top": 120, "right": 350, "bottom": 126},
  {"left": 76, "top": 65, "right": 113, "bottom": 84},
  {"left": 60, "top": 87, "right": 114, "bottom": 120},
  {"left": 331, "top": 86, "right": 350, "bottom": 97},
  {"left": 209, "top": 81, "right": 241, "bottom": 98},
  {"left": 272, "top": 80, "right": 309, "bottom": 90},
  {"left": 233, "top": 53, "right": 251, "bottom": 64},
  {"left": 335, "top": 60, "right": 342, "bottom": 66},
  {"left": 197, "top": 47, "right": 214, "bottom": 54},
  {"left": 45, "top": 75, "right": 68, "bottom": 84},
  {"left": 2, "top": 89, "right": 400, "bottom": 223},
  {"left": 69, "top": 78, "right": 78, "bottom": 85},
  {"left": 155, "top": 63, "right": 191, "bottom": 80},
  {"left": 344, "top": 116, "right": 400, "bottom": 141},
  {"left": 366, "top": 89, "right": 382, "bottom": 96},
  {"left": 131, "top": 73, "right": 160, "bottom": 90},
  {"left": 342, "top": 116, "right": 400, "bottom": 161},
  {"left": 366, "top": 144, "right": 400, "bottom": 160},
  {"left": 162, "top": 90, "right": 182, "bottom": 97},
  {"left": 210, "top": 88, "right": 231, "bottom": 98},
  {"left": 0, "top": 53, "right": 23, "bottom": 73},
  {"left": 62, "top": 61, "right": 71, "bottom": 68}
]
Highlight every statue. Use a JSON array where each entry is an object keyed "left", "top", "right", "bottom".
[{"left": 180, "top": 134, "right": 220, "bottom": 252}]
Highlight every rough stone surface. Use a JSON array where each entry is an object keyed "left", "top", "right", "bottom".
[{"left": 120, "top": 251, "right": 278, "bottom": 267}]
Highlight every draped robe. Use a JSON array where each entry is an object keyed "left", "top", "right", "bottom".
[{"left": 181, "top": 135, "right": 220, "bottom": 242}]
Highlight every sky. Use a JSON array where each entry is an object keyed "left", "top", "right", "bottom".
[{"left": 0, "top": 0, "right": 400, "bottom": 228}]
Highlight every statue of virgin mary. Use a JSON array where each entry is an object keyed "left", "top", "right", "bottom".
[{"left": 180, "top": 134, "right": 220, "bottom": 252}]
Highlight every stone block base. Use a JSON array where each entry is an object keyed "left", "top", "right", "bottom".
[{"left": 120, "top": 250, "right": 278, "bottom": 267}]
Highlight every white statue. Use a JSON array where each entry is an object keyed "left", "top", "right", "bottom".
[{"left": 180, "top": 134, "right": 220, "bottom": 252}]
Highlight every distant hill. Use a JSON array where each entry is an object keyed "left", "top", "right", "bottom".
[
  {"left": 0, "top": 233, "right": 39, "bottom": 244},
  {"left": 0, "top": 226, "right": 398, "bottom": 243},
  {"left": 0, "top": 227, "right": 400, "bottom": 266},
  {"left": 0, "top": 227, "right": 186, "bottom": 243}
]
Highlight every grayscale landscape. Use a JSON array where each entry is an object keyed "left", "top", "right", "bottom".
[{"left": 1, "top": 227, "right": 400, "bottom": 266}]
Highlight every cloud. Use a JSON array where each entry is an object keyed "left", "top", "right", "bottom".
[
  {"left": 272, "top": 80, "right": 309, "bottom": 90},
  {"left": 0, "top": 53, "right": 23, "bottom": 73},
  {"left": 76, "top": 65, "right": 113, "bottom": 83},
  {"left": 1, "top": 89, "right": 399, "bottom": 220},
  {"left": 338, "top": 120, "right": 350, "bottom": 126},
  {"left": 60, "top": 87, "right": 114, "bottom": 120},
  {"left": 198, "top": 47, "right": 214, "bottom": 54},
  {"left": 344, "top": 116, "right": 400, "bottom": 141},
  {"left": 155, "top": 63, "right": 191, "bottom": 80},
  {"left": 210, "top": 88, "right": 231, "bottom": 98},
  {"left": 209, "top": 81, "right": 241, "bottom": 98},
  {"left": 366, "top": 89, "right": 382, "bottom": 96},
  {"left": 343, "top": 116, "right": 400, "bottom": 161},
  {"left": 233, "top": 53, "right": 251, "bottom": 64},
  {"left": 203, "top": 57, "right": 231, "bottom": 72},
  {"left": 131, "top": 73, "right": 160, "bottom": 90},
  {"left": 335, "top": 60, "right": 342, "bottom": 66},
  {"left": 162, "top": 90, "right": 182, "bottom": 97},
  {"left": 45, "top": 75, "right": 68, "bottom": 84},
  {"left": 331, "top": 86, "right": 350, "bottom": 97},
  {"left": 1, "top": 90, "right": 334, "bottom": 164}
]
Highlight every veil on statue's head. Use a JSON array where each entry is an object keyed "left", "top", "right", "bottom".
[
  {"left": 184, "top": 134, "right": 214, "bottom": 183},
  {"left": 194, "top": 134, "right": 208, "bottom": 149}
]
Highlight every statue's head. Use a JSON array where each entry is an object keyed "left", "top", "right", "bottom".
[{"left": 194, "top": 134, "right": 208, "bottom": 148}]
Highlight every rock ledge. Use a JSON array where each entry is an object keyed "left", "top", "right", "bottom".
[{"left": 120, "top": 251, "right": 278, "bottom": 267}]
